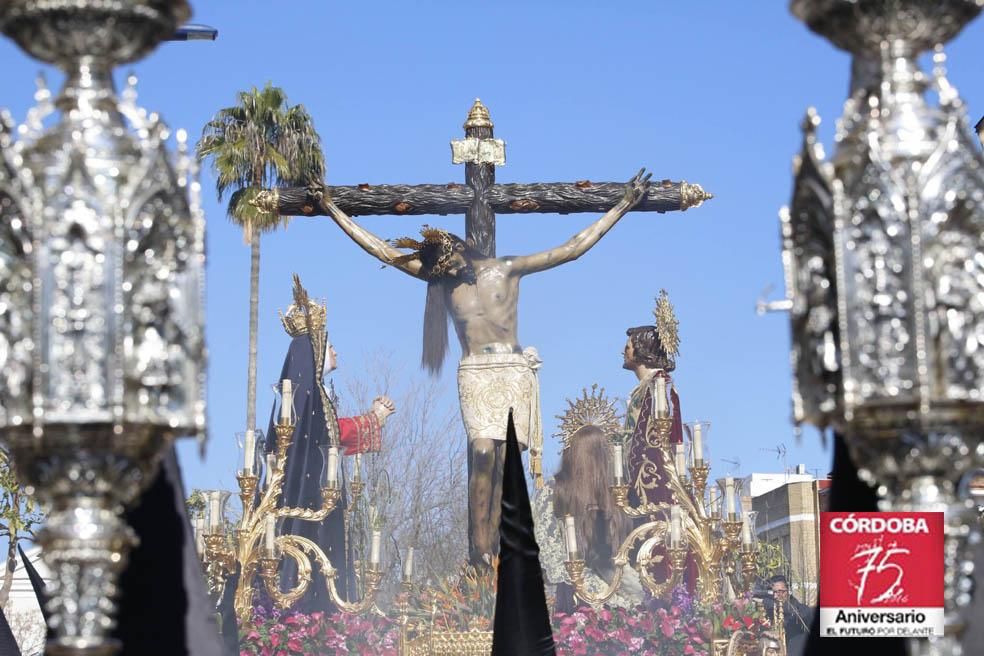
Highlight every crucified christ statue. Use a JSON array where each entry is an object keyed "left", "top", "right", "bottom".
[{"left": 312, "top": 169, "right": 652, "bottom": 563}]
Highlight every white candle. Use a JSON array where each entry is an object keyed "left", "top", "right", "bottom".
[
  {"left": 194, "top": 515, "right": 205, "bottom": 556},
  {"left": 353, "top": 453, "right": 362, "bottom": 481},
  {"left": 244, "top": 429, "right": 255, "bottom": 475},
  {"left": 280, "top": 379, "right": 293, "bottom": 423},
  {"left": 404, "top": 547, "right": 414, "bottom": 580},
  {"left": 612, "top": 443, "right": 624, "bottom": 484},
  {"left": 742, "top": 514, "right": 753, "bottom": 546},
  {"left": 266, "top": 453, "right": 277, "bottom": 490},
  {"left": 564, "top": 515, "right": 578, "bottom": 557},
  {"left": 675, "top": 443, "right": 687, "bottom": 477},
  {"left": 370, "top": 529, "right": 382, "bottom": 565},
  {"left": 725, "top": 477, "right": 736, "bottom": 517},
  {"left": 670, "top": 504, "right": 682, "bottom": 548},
  {"left": 693, "top": 423, "right": 704, "bottom": 463},
  {"left": 208, "top": 493, "right": 221, "bottom": 531},
  {"left": 326, "top": 447, "right": 339, "bottom": 487},
  {"left": 265, "top": 515, "right": 276, "bottom": 555},
  {"left": 709, "top": 487, "right": 720, "bottom": 516},
  {"left": 655, "top": 376, "right": 668, "bottom": 417}
]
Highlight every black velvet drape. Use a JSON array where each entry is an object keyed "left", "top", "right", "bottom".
[
  {"left": 492, "top": 413, "right": 557, "bottom": 656},
  {"left": 0, "top": 606, "right": 20, "bottom": 656},
  {"left": 116, "top": 448, "right": 227, "bottom": 655}
]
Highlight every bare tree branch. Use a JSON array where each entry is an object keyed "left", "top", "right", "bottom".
[{"left": 334, "top": 350, "right": 468, "bottom": 601}]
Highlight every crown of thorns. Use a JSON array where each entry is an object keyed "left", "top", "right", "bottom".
[{"left": 389, "top": 226, "right": 460, "bottom": 277}]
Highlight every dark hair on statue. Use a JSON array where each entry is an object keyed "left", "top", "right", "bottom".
[
  {"left": 421, "top": 233, "right": 479, "bottom": 375},
  {"left": 626, "top": 325, "right": 676, "bottom": 372},
  {"left": 553, "top": 426, "right": 633, "bottom": 576}
]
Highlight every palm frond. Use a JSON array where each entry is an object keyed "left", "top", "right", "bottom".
[{"left": 197, "top": 83, "right": 327, "bottom": 220}]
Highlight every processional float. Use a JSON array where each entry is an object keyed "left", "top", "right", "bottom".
[
  {"left": 0, "top": 1, "right": 206, "bottom": 654},
  {"left": 770, "top": 0, "right": 984, "bottom": 654}
]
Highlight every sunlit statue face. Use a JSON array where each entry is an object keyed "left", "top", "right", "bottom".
[
  {"left": 323, "top": 338, "right": 337, "bottom": 374},
  {"left": 622, "top": 337, "right": 635, "bottom": 370}
]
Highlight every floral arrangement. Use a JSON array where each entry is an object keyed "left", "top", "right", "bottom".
[
  {"left": 552, "top": 588, "right": 770, "bottom": 656},
  {"left": 405, "top": 559, "right": 499, "bottom": 632},
  {"left": 238, "top": 605, "right": 399, "bottom": 656},
  {"left": 239, "top": 584, "right": 769, "bottom": 655}
]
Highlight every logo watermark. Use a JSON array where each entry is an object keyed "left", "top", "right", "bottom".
[{"left": 819, "top": 512, "right": 943, "bottom": 639}]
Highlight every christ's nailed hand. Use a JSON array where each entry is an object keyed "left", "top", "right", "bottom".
[{"left": 622, "top": 168, "right": 653, "bottom": 209}]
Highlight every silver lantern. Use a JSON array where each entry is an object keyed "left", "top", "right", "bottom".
[
  {"left": 779, "top": 0, "right": 984, "bottom": 654},
  {"left": 0, "top": 1, "right": 206, "bottom": 654}
]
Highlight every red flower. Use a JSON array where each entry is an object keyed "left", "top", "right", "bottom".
[{"left": 286, "top": 638, "right": 303, "bottom": 652}]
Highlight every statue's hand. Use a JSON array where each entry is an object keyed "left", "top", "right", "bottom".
[
  {"left": 307, "top": 181, "right": 334, "bottom": 215},
  {"left": 371, "top": 396, "right": 396, "bottom": 423},
  {"left": 622, "top": 168, "right": 652, "bottom": 209}
]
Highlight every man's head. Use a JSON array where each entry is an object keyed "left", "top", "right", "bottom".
[
  {"left": 391, "top": 227, "right": 482, "bottom": 376},
  {"left": 976, "top": 115, "right": 983, "bottom": 148},
  {"left": 390, "top": 226, "right": 478, "bottom": 283},
  {"left": 624, "top": 325, "right": 676, "bottom": 372},
  {"left": 768, "top": 574, "right": 789, "bottom": 601}
]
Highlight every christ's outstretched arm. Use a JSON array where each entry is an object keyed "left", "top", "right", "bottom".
[
  {"left": 318, "top": 196, "right": 424, "bottom": 279},
  {"left": 506, "top": 169, "right": 652, "bottom": 276}
]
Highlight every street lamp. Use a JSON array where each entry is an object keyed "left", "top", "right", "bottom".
[
  {"left": 0, "top": 1, "right": 207, "bottom": 654},
  {"left": 779, "top": 1, "right": 984, "bottom": 654}
]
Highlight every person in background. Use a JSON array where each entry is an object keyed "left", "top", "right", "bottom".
[{"left": 763, "top": 574, "right": 813, "bottom": 655}]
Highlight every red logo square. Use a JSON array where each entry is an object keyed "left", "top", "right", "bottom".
[{"left": 820, "top": 512, "right": 944, "bottom": 608}]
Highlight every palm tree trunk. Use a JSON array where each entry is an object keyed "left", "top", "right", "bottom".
[
  {"left": 0, "top": 527, "right": 16, "bottom": 608},
  {"left": 246, "top": 231, "right": 260, "bottom": 436}
]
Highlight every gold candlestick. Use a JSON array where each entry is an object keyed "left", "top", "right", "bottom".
[
  {"left": 200, "top": 413, "right": 385, "bottom": 624},
  {"left": 739, "top": 548, "right": 758, "bottom": 591},
  {"left": 690, "top": 462, "right": 710, "bottom": 496},
  {"left": 237, "top": 472, "right": 258, "bottom": 512}
]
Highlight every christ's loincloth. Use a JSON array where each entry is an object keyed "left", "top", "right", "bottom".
[{"left": 457, "top": 344, "right": 544, "bottom": 484}]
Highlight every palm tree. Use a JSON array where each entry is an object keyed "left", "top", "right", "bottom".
[{"left": 196, "top": 83, "right": 325, "bottom": 441}]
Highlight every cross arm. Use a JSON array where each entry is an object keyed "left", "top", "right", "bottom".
[{"left": 263, "top": 179, "right": 711, "bottom": 218}]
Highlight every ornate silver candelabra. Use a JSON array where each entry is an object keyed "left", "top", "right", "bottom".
[
  {"left": 779, "top": 1, "right": 984, "bottom": 653},
  {"left": 0, "top": 1, "right": 206, "bottom": 654}
]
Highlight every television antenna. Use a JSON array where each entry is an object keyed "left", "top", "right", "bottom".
[
  {"left": 721, "top": 457, "right": 741, "bottom": 473},
  {"left": 760, "top": 443, "right": 788, "bottom": 474}
]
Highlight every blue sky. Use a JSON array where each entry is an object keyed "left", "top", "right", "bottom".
[{"left": 2, "top": 2, "right": 982, "bottom": 496}]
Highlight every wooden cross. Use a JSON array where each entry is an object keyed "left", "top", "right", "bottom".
[{"left": 263, "top": 99, "right": 712, "bottom": 258}]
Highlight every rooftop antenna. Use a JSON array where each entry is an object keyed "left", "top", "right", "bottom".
[
  {"left": 721, "top": 457, "right": 741, "bottom": 474},
  {"left": 760, "top": 443, "right": 788, "bottom": 476}
]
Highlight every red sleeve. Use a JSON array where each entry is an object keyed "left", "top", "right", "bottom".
[{"left": 338, "top": 413, "right": 382, "bottom": 456}]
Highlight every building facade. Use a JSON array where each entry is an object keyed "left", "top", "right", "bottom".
[{"left": 743, "top": 468, "right": 830, "bottom": 605}]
